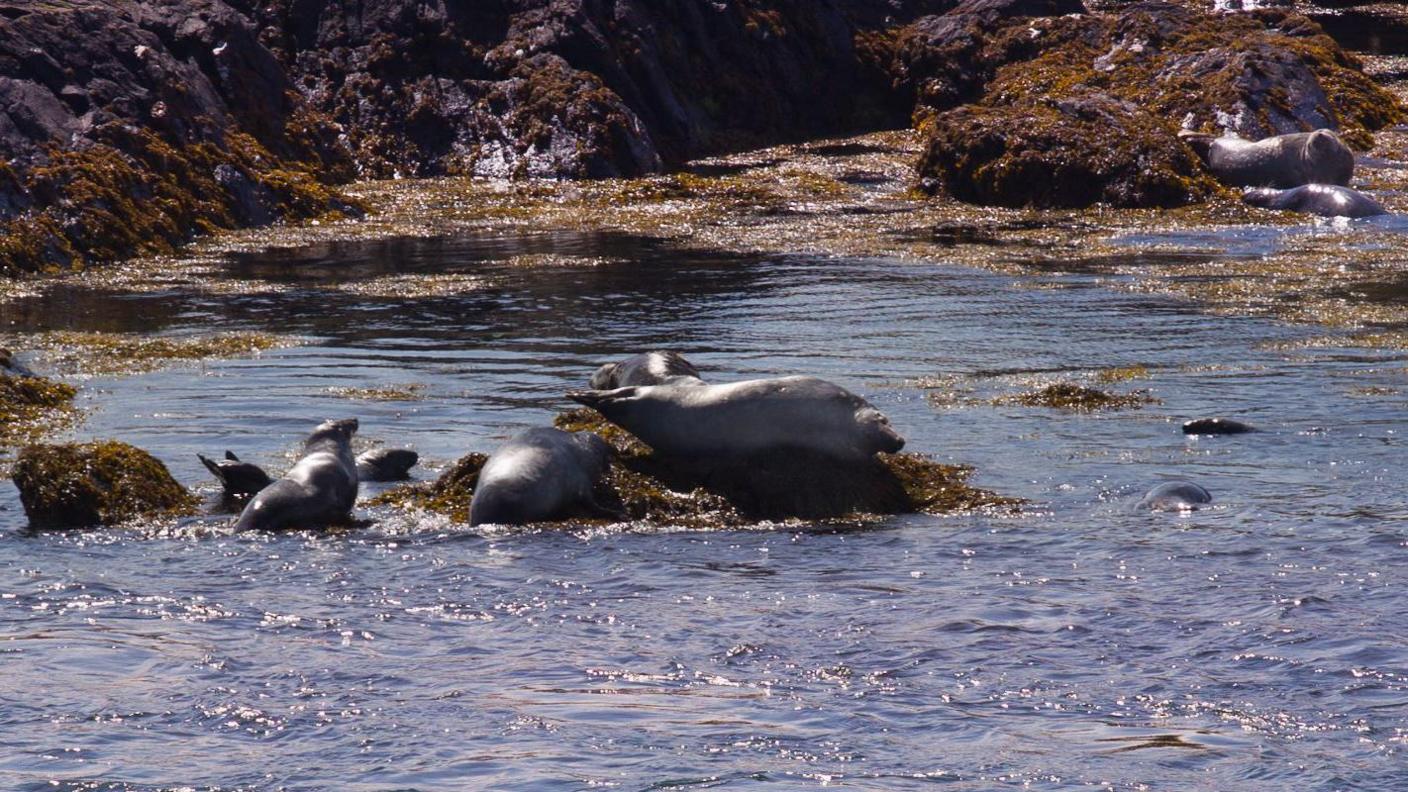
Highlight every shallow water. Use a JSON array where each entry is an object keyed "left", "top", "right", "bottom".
[{"left": 3, "top": 230, "right": 1408, "bottom": 790}]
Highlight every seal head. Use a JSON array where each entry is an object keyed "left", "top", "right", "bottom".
[
  {"left": 1139, "top": 481, "right": 1213, "bottom": 512},
  {"left": 590, "top": 351, "right": 704, "bottom": 390}
]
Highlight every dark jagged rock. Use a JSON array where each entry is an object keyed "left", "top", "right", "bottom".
[
  {"left": 908, "top": 1, "right": 1403, "bottom": 207},
  {"left": 12, "top": 440, "right": 200, "bottom": 527},
  {"left": 0, "top": 0, "right": 358, "bottom": 275}
]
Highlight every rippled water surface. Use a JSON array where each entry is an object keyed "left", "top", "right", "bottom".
[{"left": 3, "top": 231, "right": 1407, "bottom": 790}]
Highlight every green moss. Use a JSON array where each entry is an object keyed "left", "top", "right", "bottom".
[
  {"left": 32, "top": 331, "right": 289, "bottom": 376},
  {"left": 0, "top": 374, "right": 79, "bottom": 448},
  {"left": 1001, "top": 382, "right": 1159, "bottom": 412},
  {"left": 1095, "top": 365, "right": 1151, "bottom": 384},
  {"left": 326, "top": 383, "right": 426, "bottom": 401},
  {"left": 11, "top": 440, "right": 199, "bottom": 527}
]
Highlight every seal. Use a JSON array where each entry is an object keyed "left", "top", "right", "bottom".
[
  {"left": 1182, "top": 129, "right": 1353, "bottom": 188},
  {"left": 355, "top": 448, "right": 419, "bottom": 481},
  {"left": 590, "top": 351, "right": 704, "bottom": 390},
  {"left": 1242, "top": 184, "right": 1387, "bottom": 219},
  {"left": 1182, "top": 418, "right": 1254, "bottom": 436},
  {"left": 233, "top": 418, "right": 359, "bottom": 530},
  {"left": 567, "top": 376, "right": 905, "bottom": 463},
  {"left": 468, "top": 427, "right": 619, "bottom": 526},
  {"left": 1139, "top": 481, "right": 1213, "bottom": 512},
  {"left": 0, "top": 348, "right": 38, "bottom": 378},
  {"left": 199, "top": 450, "right": 273, "bottom": 501}
]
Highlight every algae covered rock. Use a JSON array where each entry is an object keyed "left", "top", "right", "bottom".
[
  {"left": 12, "top": 441, "right": 199, "bottom": 527},
  {"left": 0, "top": 371, "right": 78, "bottom": 448}
]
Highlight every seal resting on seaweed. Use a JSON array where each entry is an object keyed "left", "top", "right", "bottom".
[
  {"left": 233, "top": 418, "right": 359, "bottom": 530},
  {"left": 1139, "top": 481, "right": 1212, "bottom": 512},
  {"left": 355, "top": 448, "right": 419, "bottom": 481},
  {"left": 567, "top": 376, "right": 905, "bottom": 463},
  {"left": 199, "top": 451, "right": 273, "bottom": 501},
  {"left": 1182, "top": 130, "right": 1353, "bottom": 189},
  {"left": 589, "top": 351, "right": 704, "bottom": 390},
  {"left": 1242, "top": 184, "right": 1386, "bottom": 219},
  {"left": 469, "top": 427, "right": 618, "bottom": 526}
]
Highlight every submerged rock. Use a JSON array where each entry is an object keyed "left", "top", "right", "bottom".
[{"left": 12, "top": 441, "right": 199, "bottom": 527}]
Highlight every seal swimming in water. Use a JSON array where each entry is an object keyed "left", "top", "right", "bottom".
[
  {"left": 468, "top": 427, "right": 618, "bottom": 526},
  {"left": 1182, "top": 418, "right": 1254, "bottom": 436},
  {"left": 1139, "top": 481, "right": 1213, "bottom": 512},
  {"left": 1242, "top": 184, "right": 1387, "bottom": 219},
  {"left": 589, "top": 351, "right": 704, "bottom": 390},
  {"left": 355, "top": 448, "right": 419, "bottom": 481},
  {"left": 199, "top": 451, "right": 273, "bottom": 501},
  {"left": 1181, "top": 129, "right": 1353, "bottom": 188},
  {"left": 233, "top": 418, "right": 359, "bottom": 530},
  {"left": 567, "top": 376, "right": 905, "bottom": 463}
]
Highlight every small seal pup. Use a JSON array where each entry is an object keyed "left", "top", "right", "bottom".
[
  {"left": 1182, "top": 418, "right": 1254, "bottom": 436},
  {"left": 199, "top": 451, "right": 274, "bottom": 501},
  {"left": 1181, "top": 129, "right": 1353, "bottom": 188},
  {"left": 355, "top": 448, "right": 419, "bottom": 481},
  {"left": 233, "top": 418, "right": 359, "bottom": 530},
  {"left": 590, "top": 351, "right": 704, "bottom": 389},
  {"left": 567, "top": 376, "right": 905, "bottom": 463},
  {"left": 1139, "top": 481, "right": 1213, "bottom": 512},
  {"left": 1242, "top": 184, "right": 1387, "bottom": 219},
  {"left": 469, "top": 427, "right": 618, "bottom": 526}
]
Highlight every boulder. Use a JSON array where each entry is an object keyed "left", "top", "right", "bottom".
[{"left": 12, "top": 440, "right": 199, "bottom": 527}]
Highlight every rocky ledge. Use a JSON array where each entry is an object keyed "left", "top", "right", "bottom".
[{"left": 0, "top": 0, "right": 1401, "bottom": 274}]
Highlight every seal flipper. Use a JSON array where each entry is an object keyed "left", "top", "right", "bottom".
[
  {"left": 566, "top": 387, "right": 636, "bottom": 411},
  {"left": 199, "top": 454, "right": 226, "bottom": 484},
  {"left": 225, "top": 451, "right": 240, "bottom": 461}
]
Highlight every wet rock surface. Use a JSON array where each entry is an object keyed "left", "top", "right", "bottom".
[{"left": 12, "top": 440, "right": 199, "bottom": 527}]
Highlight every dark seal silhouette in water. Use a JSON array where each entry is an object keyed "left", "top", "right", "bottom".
[
  {"left": 590, "top": 351, "right": 704, "bottom": 390},
  {"left": 1182, "top": 129, "right": 1354, "bottom": 189},
  {"left": 355, "top": 448, "right": 419, "bottom": 481},
  {"left": 199, "top": 451, "right": 273, "bottom": 501},
  {"left": 568, "top": 376, "right": 905, "bottom": 463},
  {"left": 1139, "top": 481, "right": 1213, "bottom": 511},
  {"left": 468, "top": 427, "right": 617, "bottom": 527},
  {"left": 1182, "top": 418, "right": 1254, "bottom": 436},
  {"left": 1242, "top": 184, "right": 1387, "bottom": 219},
  {"left": 233, "top": 418, "right": 359, "bottom": 530}
]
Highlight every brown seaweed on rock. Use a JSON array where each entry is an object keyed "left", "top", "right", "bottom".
[{"left": 12, "top": 441, "right": 199, "bottom": 528}]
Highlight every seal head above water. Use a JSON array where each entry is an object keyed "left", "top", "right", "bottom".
[
  {"left": 199, "top": 450, "right": 273, "bottom": 501},
  {"left": 233, "top": 418, "right": 359, "bottom": 530},
  {"left": 568, "top": 376, "right": 905, "bottom": 463},
  {"left": 589, "top": 351, "right": 704, "bottom": 390},
  {"left": 468, "top": 427, "right": 618, "bottom": 526},
  {"left": 1139, "top": 481, "right": 1213, "bottom": 512},
  {"left": 355, "top": 448, "right": 419, "bottom": 481}
]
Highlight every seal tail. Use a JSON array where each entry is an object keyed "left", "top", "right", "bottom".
[
  {"left": 198, "top": 454, "right": 226, "bottom": 484},
  {"left": 566, "top": 390, "right": 609, "bottom": 409}
]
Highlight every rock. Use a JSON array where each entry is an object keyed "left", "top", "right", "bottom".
[
  {"left": 908, "top": 1, "right": 1403, "bottom": 207},
  {"left": 919, "top": 92, "right": 1219, "bottom": 207},
  {"left": 0, "top": 0, "right": 357, "bottom": 275},
  {"left": 12, "top": 441, "right": 199, "bottom": 527}
]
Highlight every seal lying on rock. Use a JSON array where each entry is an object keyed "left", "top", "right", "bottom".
[
  {"left": 567, "top": 376, "right": 905, "bottom": 463},
  {"left": 1182, "top": 130, "right": 1353, "bottom": 188},
  {"left": 233, "top": 418, "right": 359, "bottom": 530},
  {"left": 1242, "top": 184, "right": 1387, "bottom": 219},
  {"left": 1139, "top": 481, "right": 1212, "bottom": 511},
  {"left": 469, "top": 427, "right": 618, "bottom": 526},
  {"left": 355, "top": 448, "right": 419, "bottom": 481},
  {"left": 590, "top": 351, "right": 704, "bottom": 389},
  {"left": 199, "top": 451, "right": 273, "bottom": 501}
]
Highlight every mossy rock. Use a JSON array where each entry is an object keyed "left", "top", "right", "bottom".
[
  {"left": 370, "top": 453, "right": 489, "bottom": 524},
  {"left": 1001, "top": 382, "right": 1159, "bottom": 411},
  {"left": 11, "top": 441, "right": 199, "bottom": 528},
  {"left": 0, "top": 374, "right": 78, "bottom": 447}
]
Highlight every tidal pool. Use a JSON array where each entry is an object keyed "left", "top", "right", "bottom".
[{"left": 1, "top": 229, "right": 1406, "bottom": 790}]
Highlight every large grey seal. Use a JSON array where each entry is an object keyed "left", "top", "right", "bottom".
[
  {"left": 199, "top": 451, "right": 273, "bottom": 501},
  {"left": 1139, "top": 481, "right": 1212, "bottom": 512},
  {"left": 567, "top": 376, "right": 905, "bottom": 463},
  {"left": 1182, "top": 130, "right": 1353, "bottom": 188},
  {"left": 233, "top": 418, "right": 359, "bottom": 530},
  {"left": 469, "top": 427, "right": 618, "bottom": 526},
  {"left": 590, "top": 351, "right": 704, "bottom": 390},
  {"left": 1242, "top": 184, "right": 1387, "bottom": 219},
  {"left": 355, "top": 448, "right": 419, "bottom": 481}
]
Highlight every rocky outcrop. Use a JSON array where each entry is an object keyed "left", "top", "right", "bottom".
[
  {"left": 12, "top": 440, "right": 199, "bottom": 527},
  {"left": 907, "top": 1, "right": 1404, "bottom": 207},
  {"left": 0, "top": 0, "right": 357, "bottom": 275}
]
